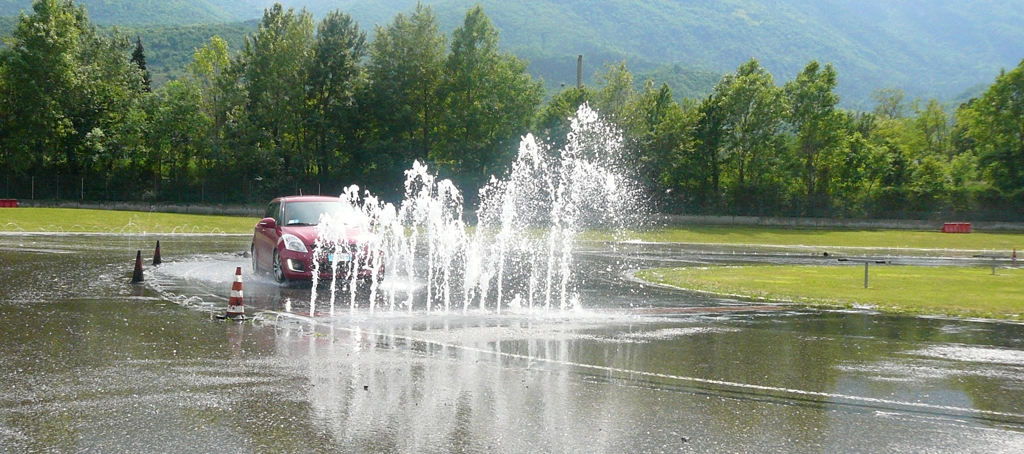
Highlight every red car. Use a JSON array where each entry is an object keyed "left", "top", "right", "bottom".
[{"left": 251, "top": 195, "right": 380, "bottom": 283}]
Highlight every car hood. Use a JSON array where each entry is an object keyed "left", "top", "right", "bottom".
[{"left": 281, "top": 225, "right": 371, "bottom": 246}]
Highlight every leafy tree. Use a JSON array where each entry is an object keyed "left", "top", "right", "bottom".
[
  {"left": 907, "top": 153, "right": 949, "bottom": 211},
  {"left": 715, "top": 59, "right": 788, "bottom": 212},
  {"left": 677, "top": 93, "right": 727, "bottom": 211},
  {"left": 946, "top": 150, "right": 980, "bottom": 212},
  {"left": 236, "top": 4, "right": 314, "bottom": 192},
  {"left": 146, "top": 78, "right": 210, "bottom": 199},
  {"left": 911, "top": 98, "right": 952, "bottom": 158},
  {"left": 306, "top": 10, "right": 366, "bottom": 190},
  {"left": 593, "top": 61, "right": 637, "bottom": 121},
  {"left": 186, "top": 35, "right": 232, "bottom": 137},
  {"left": 535, "top": 86, "right": 595, "bottom": 152},
  {"left": 827, "top": 112, "right": 884, "bottom": 217},
  {"left": 962, "top": 59, "right": 1024, "bottom": 198},
  {"left": 0, "top": 29, "right": 15, "bottom": 175},
  {"left": 0, "top": 0, "right": 144, "bottom": 194},
  {"left": 619, "top": 80, "right": 685, "bottom": 206},
  {"left": 363, "top": 3, "right": 447, "bottom": 197},
  {"left": 436, "top": 5, "right": 543, "bottom": 192},
  {"left": 871, "top": 87, "right": 906, "bottom": 120},
  {"left": 784, "top": 61, "right": 845, "bottom": 213},
  {"left": 1, "top": 0, "right": 86, "bottom": 176}
]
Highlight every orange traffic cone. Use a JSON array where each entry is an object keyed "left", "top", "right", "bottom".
[
  {"left": 225, "top": 267, "right": 246, "bottom": 320},
  {"left": 130, "top": 250, "right": 144, "bottom": 283},
  {"left": 153, "top": 240, "right": 162, "bottom": 266}
]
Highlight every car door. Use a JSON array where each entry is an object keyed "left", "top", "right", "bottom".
[{"left": 254, "top": 200, "right": 282, "bottom": 269}]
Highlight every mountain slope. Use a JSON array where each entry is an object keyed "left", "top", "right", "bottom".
[
  {"left": 0, "top": 0, "right": 251, "bottom": 25},
  {"left": 264, "top": 0, "right": 1021, "bottom": 106},
  {"left": 2, "top": 0, "right": 1020, "bottom": 106}
]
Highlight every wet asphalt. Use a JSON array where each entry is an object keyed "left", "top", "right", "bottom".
[{"left": 1, "top": 233, "right": 1023, "bottom": 453}]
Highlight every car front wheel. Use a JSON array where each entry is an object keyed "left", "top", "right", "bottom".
[{"left": 272, "top": 249, "right": 287, "bottom": 283}]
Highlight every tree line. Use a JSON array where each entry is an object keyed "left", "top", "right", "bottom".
[{"left": 1, "top": 0, "right": 1023, "bottom": 220}]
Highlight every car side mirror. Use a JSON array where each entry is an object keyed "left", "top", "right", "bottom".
[{"left": 258, "top": 217, "right": 277, "bottom": 229}]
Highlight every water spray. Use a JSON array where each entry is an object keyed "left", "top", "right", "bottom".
[{"left": 308, "top": 104, "right": 637, "bottom": 315}]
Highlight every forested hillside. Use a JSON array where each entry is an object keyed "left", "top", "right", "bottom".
[
  {"left": 4, "top": 0, "right": 1024, "bottom": 222},
  {"left": 0, "top": 0, "right": 243, "bottom": 25},
  {"left": 260, "top": 0, "right": 1024, "bottom": 107},
  {"left": 2, "top": 0, "right": 1020, "bottom": 106},
  {"left": 116, "top": 21, "right": 256, "bottom": 84}
]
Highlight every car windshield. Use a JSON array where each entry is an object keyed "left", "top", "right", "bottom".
[{"left": 282, "top": 201, "right": 362, "bottom": 226}]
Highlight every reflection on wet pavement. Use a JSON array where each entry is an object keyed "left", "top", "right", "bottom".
[{"left": 2, "top": 234, "right": 1024, "bottom": 452}]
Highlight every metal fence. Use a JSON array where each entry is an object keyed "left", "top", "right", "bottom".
[
  {"left": 1, "top": 173, "right": 268, "bottom": 206},
  {"left": 1, "top": 173, "right": 343, "bottom": 215},
  {"left": 4, "top": 172, "right": 1024, "bottom": 224}
]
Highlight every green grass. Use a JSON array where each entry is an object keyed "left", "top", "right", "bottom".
[
  {"left": 588, "top": 226, "right": 1024, "bottom": 252},
  {"left": 636, "top": 265, "right": 1024, "bottom": 319},
  {"left": 0, "top": 208, "right": 259, "bottom": 234}
]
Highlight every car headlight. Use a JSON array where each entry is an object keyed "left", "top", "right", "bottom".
[{"left": 282, "top": 234, "right": 307, "bottom": 253}]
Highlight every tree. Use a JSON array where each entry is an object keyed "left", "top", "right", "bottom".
[
  {"left": 131, "top": 36, "right": 151, "bottom": 92},
  {"left": 146, "top": 78, "right": 210, "bottom": 200},
  {"left": 535, "top": 86, "right": 595, "bottom": 152},
  {"left": 677, "top": 93, "right": 727, "bottom": 211},
  {"left": 829, "top": 112, "right": 884, "bottom": 217},
  {"left": 436, "top": 5, "right": 543, "bottom": 192},
  {"left": 0, "top": 0, "right": 86, "bottom": 176},
  {"left": 237, "top": 4, "right": 315, "bottom": 193},
  {"left": 0, "top": 0, "right": 144, "bottom": 196},
  {"left": 186, "top": 35, "right": 233, "bottom": 141},
  {"left": 306, "top": 10, "right": 366, "bottom": 190},
  {"left": 871, "top": 87, "right": 906, "bottom": 120},
  {"left": 784, "top": 61, "right": 845, "bottom": 213},
  {"left": 593, "top": 61, "right": 636, "bottom": 121},
  {"left": 715, "top": 59, "right": 788, "bottom": 212},
  {"left": 620, "top": 80, "right": 685, "bottom": 205},
  {"left": 912, "top": 99, "right": 952, "bottom": 158},
  {"left": 961, "top": 60, "right": 1024, "bottom": 197},
  {"left": 363, "top": 3, "right": 446, "bottom": 197}
]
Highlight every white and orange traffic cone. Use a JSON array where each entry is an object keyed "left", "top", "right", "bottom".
[{"left": 225, "top": 266, "right": 246, "bottom": 320}]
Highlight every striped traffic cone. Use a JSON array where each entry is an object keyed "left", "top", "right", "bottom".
[
  {"left": 225, "top": 267, "right": 246, "bottom": 320},
  {"left": 153, "top": 240, "right": 162, "bottom": 266},
  {"left": 130, "top": 250, "right": 144, "bottom": 283}
]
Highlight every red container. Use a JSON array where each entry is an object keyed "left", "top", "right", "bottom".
[{"left": 942, "top": 222, "right": 971, "bottom": 233}]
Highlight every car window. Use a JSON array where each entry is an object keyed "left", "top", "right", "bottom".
[
  {"left": 281, "top": 201, "right": 363, "bottom": 226},
  {"left": 265, "top": 201, "right": 281, "bottom": 222}
]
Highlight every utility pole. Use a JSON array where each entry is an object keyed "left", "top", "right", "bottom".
[{"left": 577, "top": 54, "right": 583, "bottom": 89}]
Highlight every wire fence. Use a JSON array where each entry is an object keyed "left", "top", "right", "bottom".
[
  {"left": 4, "top": 173, "right": 1024, "bottom": 224},
  {"left": 1, "top": 173, "right": 305, "bottom": 207}
]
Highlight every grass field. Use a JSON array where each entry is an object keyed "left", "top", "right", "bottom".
[
  {"left": 6, "top": 208, "right": 1024, "bottom": 250},
  {"left": 0, "top": 207, "right": 259, "bottom": 234},
  {"left": 589, "top": 226, "right": 1024, "bottom": 252},
  {"left": 636, "top": 265, "right": 1024, "bottom": 319}
]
